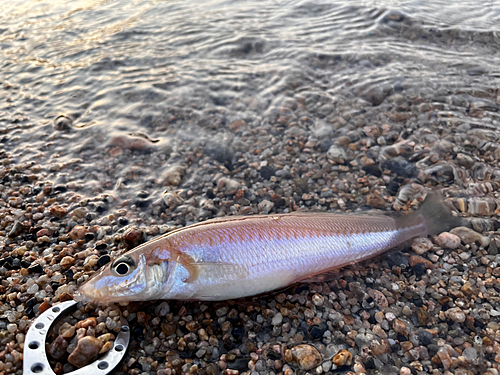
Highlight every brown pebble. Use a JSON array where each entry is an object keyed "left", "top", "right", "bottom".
[
  {"left": 371, "top": 343, "right": 387, "bottom": 356},
  {"left": 60, "top": 256, "right": 75, "bottom": 269},
  {"left": 69, "top": 225, "right": 87, "bottom": 240},
  {"left": 411, "top": 237, "right": 433, "bottom": 255},
  {"left": 332, "top": 349, "right": 353, "bottom": 367},
  {"left": 366, "top": 194, "right": 386, "bottom": 208},
  {"left": 36, "top": 228, "right": 53, "bottom": 237},
  {"left": 436, "top": 348, "right": 453, "bottom": 370},
  {"left": 39, "top": 301, "right": 51, "bottom": 314},
  {"left": 409, "top": 255, "right": 433, "bottom": 269},
  {"left": 59, "top": 292, "right": 73, "bottom": 302},
  {"left": 229, "top": 120, "right": 246, "bottom": 131},
  {"left": 373, "top": 324, "right": 387, "bottom": 339},
  {"left": 393, "top": 319, "right": 408, "bottom": 337},
  {"left": 461, "top": 281, "right": 475, "bottom": 296},
  {"left": 445, "top": 307, "right": 466, "bottom": 323},
  {"left": 368, "top": 289, "right": 388, "bottom": 308},
  {"left": 123, "top": 227, "right": 144, "bottom": 249},
  {"left": 109, "top": 146, "right": 123, "bottom": 157},
  {"left": 62, "top": 326, "right": 76, "bottom": 339},
  {"left": 99, "top": 341, "right": 113, "bottom": 355},
  {"left": 50, "top": 205, "right": 68, "bottom": 218},
  {"left": 290, "top": 344, "right": 322, "bottom": 370},
  {"left": 108, "top": 134, "right": 154, "bottom": 151},
  {"left": 75, "top": 317, "right": 97, "bottom": 329},
  {"left": 400, "top": 341, "right": 413, "bottom": 352},
  {"left": 48, "top": 335, "right": 69, "bottom": 360},
  {"left": 284, "top": 349, "right": 293, "bottom": 363},
  {"left": 417, "top": 307, "right": 430, "bottom": 326},
  {"left": 68, "top": 336, "right": 103, "bottom": 368},
  {"left": 98, "top": 333, "right": 115, "bottom": 343},
  {"left": 53, "top": 362, "right": 63, "bottom": 375}
]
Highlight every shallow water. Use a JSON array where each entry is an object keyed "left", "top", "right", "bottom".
[{"left": 1, "top": 0, "right": 500, "bottom": 206}]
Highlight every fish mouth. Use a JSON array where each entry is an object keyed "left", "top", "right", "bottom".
[{"left": 76, "top": 254, "right": 148, "bottom": 304}]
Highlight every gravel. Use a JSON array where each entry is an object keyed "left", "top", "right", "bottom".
[{"left": 0, "top": 74, "right": 500, "bottom": 375}]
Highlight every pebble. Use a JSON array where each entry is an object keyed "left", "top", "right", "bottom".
[
  {"left": 258, "top": 200, "right": 274, "bottom": 214},
  {"left": 332, "top": 349, "right": 352, "bottom": 367},
  {"left": 7, "top": 323, "right": 17, "bottom": 333},
  {"left": 450, "top": 226, "right": 490, "bottom": 247},
  {"left": 326, "top": 145, "right": 347, "bottom": 164},
  {"left": 99, "top": 341, "right": 113, "bottom": 354},
  {"left": 75, "top": 317, "right": 97, "bottom": 329},
  {"left": 290, "top": 344, "right": 322, "bottom": 370},
  {"left": 435, "top": 232, "right": 461, "bottom": 249},
  {"left": 462, "top": 347, "right": 478, "bottom": 361},
  {"left": 68, "top": 336, "right": 103, "bottom": 368},
  {"left": 272, "top": 313, "right": 283, "bottom": 325},
  {"left": 49, "top": 335, "right": 69, "bottom": 360},
  {"left": 312, "top": 293, "right": 324, "bottom": 306},
  {"left": 445, "top": 307, "right": 466, "bottom": 323},
  {"left": 3, "top": 53, "right": 500, "bottom": 375},
  {"left": 393, "top": 319, "right": 408, "bottom": 337},
  {"left": 411, "top": 237, "right": 433, "bottom": 255},
  {"left": 69, "top": 225, "right": 87, "bottom": 240},
  {"left": 60, "top": 256, "right": 75, "bottom": 269}
]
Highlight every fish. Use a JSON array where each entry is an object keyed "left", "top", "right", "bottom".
[{"left": 77, "top": 192, "right": 462, "bottom": 303}]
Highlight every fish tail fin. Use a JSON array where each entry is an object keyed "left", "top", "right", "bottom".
[{"left": 397, "top": 191, "right": 465, "bottom": 236}]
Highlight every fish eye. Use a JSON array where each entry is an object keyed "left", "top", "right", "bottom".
[
  {"left": 111, "top": 255, "right": 135, "bottom": 277},
  {"left": 115, "top": 263, "right": 129, "bottom": 275}
]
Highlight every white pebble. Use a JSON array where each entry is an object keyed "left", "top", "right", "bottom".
[
  {"left": 27, "top": 284, "right": 39, "bottom": 294},
  {"left": 7, "top": 323, "right": 17, "bottom": 333},
  {"left": 272, "top": 313, "right": 283, "bottom": 326}
]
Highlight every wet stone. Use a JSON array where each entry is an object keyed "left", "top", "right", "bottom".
[
  {"left": 290, "top": 344, "right": 322, "bottom": 370},
  {"left": 382, "top": 157, "right": 417, "bottom": 178},
  {"left": 332, "top": 349, "right": 353, "bottom": 367},
  {"left": 8, "top": 221, "right": 23, "bottom": 238},
  {"left": 97, "top": 255, "right": 111, "bottom": 267},
  {"left": 462, "top": 347, "right": 478, "bottom": 361},
  {"left": 68, "top": 336, "right": 103, "bottom": 368},
  {"left": 309, "top": 323, "right": 327, "bottom": 339},
  {"left": 354, "top": 332, "right": 374, "bottom": 348},
  {"left": 436, "top": 232, "right": 461, "bottom": 249},
  {"left": 445, "top": 307, "right": 466, "bottom": 323},
  {"left": 260, "top": 166, "right": 275, "bottom": 180},
  {"left": 49, "top": 335, "right": 69, "bottom": 360},
  {"left": 386, "top": 252, "right": 409, "bottom": 269},
  {"left": 412, "top": 237, "right": 433, "bottom": 255},
  {"left": 326, "top": 145, "right": 347, "bottom": 164},
  {"left": 272, "top": 313, "right": 283, "bottom": 325},
  {"left": 450, "top": 227, "right": 490, "bottom": 247}
]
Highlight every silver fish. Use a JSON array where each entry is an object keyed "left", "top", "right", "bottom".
[{"left": 78, "top": 192, "right": 460, "bottom": 303}]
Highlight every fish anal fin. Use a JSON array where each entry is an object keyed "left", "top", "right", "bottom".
[{"left": 298, "top": 269, "right": 342, "bottom": 283}]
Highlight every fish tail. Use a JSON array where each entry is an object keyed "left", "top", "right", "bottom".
[{"left": 397, "top": 191, "right": 465, "bottom": 236}]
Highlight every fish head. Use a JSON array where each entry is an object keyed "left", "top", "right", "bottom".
[{"left": 77, "top": 249, "right": 171, "bottom": 303}]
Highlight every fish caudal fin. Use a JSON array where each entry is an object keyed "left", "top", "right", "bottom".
[{"left": 398, "top": 191, "right": 465, "bottom": 236}]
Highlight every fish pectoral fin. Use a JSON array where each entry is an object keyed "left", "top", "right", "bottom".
[{"left": 193, "top": 262, "right": 249, "bottom": 280}]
